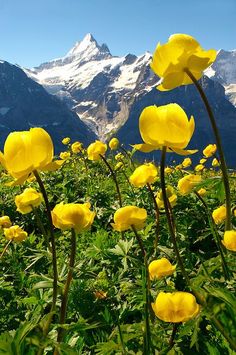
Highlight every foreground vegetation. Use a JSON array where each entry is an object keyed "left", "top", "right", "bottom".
[{"left": 0, "top": 34, "right": 235, "bottom": 354}]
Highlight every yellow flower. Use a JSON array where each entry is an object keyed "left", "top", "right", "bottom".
[
  {"left": 149, "top": 258, "right": 176, "bottom": 280},
  {"left": 212, "top": 158, "right": 220, "bottom": 167},
  {"left": 152, "top": 291, "right": 200, "bottom": 323},
  {"left": 175, "top": 164, "right": 183, "bottom": 170},
  {"left": 71, "top": 141, "right": 83, "bottom": 154},
  {"left": 203, "top": 144, "right": 217, "bottom": 158},
  {"left": 15, "top": 188, "right": 43, "bottom": 214},
  {"left": 129, "top": 163, "right": 158, "bottom": 188},
  {"left": 4, "top": 225, "right": 28, "bottom": 243},
  {"left": 115, "top": 153, "right": 124, "bottom": 161},
  {"left": 59, "top": 151, "right": 71, "bottom": 160},
  {"left": 197, "top": 188, "right": 207, "bottom": 197},
  {"left": 150, "top": 33, "right": 216, "bottom": 91},
  {"left": 178, "top": 174, "right": 202, "bottom": 195},
  {"left": 195, "top": 164, "right": 204, "bottom": 172},
  {"left": 111, "top": 206, "right": 147, "bottom": 232},
  {"left": 155, "top": 186, "right": 177, "bottom": 209},
  {"left": 182, "top": 158, "right": 192, "bottom": 168},
  {"left": 212, "top": 205, "right": 226, "bottom": 224},
  {"left": 165, "top": 167, "right": 173, "bottom": 174},
  {"left": 222, "top": 230, "right": 236, "bottom": 252},
  {"left": 87, "top": 141, "right": 107, "bottom": 161},
  {"left": 52, "top": 202, "right": 95, "bottom": 232},
  {"left": 200, "top": 158, "right": 207, "bottom": 164},
  {"left": 109, "top": 138, "right": 119, "bottom": 150},
  {"left": 133, "top": 104, "right": 197, "bottom": 156},
  {"left": 0, "top": 216, "right": 12, "bottom": 228},
  {"left": 62, "top": 137, "right": 70, "bottom": 145},
  {"left": 0, "top": 128, "right": 58, "bottom": 185}
]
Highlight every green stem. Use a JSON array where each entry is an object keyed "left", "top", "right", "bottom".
[
  {"left": 146, "top": 183, "right": 160, "bottom": 251},
  {"left": 160, "top": 147, "right": 191, "bottom": 286},
  {"left": 100, "top": 154, "right": 123, "bottom": 207},
  {"left": 195, "top": 191, "right": 231, "bottom": 280},
  {"left": 116, "top": 315, "right": 127, "bottom": 354},
  {"left": 184, "top": 68, "right": 231, "bottom": 230},
  {"left": 33, "top": 207, "right": 50, "bottom": 249},
  {"left": 57, "top": 229, "right": 77, "bottom": 343},
  {"left": 33, "top": 170, "right": 58, "bottom": 334},
  {"left": 0, "top": 239, "right": 12, "bottom": 259}
]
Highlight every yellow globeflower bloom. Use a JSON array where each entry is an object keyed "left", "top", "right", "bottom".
[
  {"left": 150, "top": 33, "right": 216, "bottom": 91},
  {"left": 15, "top": 188, "right": 43, "bottom": 214},
  {"left": 115, "top": 153, "right": 124, "bottom": 161},
  {"left": 203, "top": 144, "right": 217, "bottom": 158},
  {"left": 114, "top": 162, "right": 124, "bottom": 170},
  {"left": 109, "top": 138, "right": 119, "bottom": 150},
  {"left": 152, "top": 291, "right": 200, "bottom": 323},
  {"left": 182, "top": 158, "right": 192, "bottom": 168},
  {"left": 133, "top": 104, "right": 196, "bottom": 156},
  {"left": 0, "top": 128, "right": 60, "bottom": 185},
  {"left": 111, "top": 206, "right": 147, "bottom": 232},
  {"left": 71, "top": 141, "right": 83, "bottom": 154},
  {"left": 59, "top": 151, "right": 71, "bottom": 160},
  {"left": 0, "top": 216, "right": 12, "bottom": 228},
  {"left": 148, "top": 258, "right": 176, "bottom": 280},
  {"left": 195, "top": 164, "right": 204, "bottom": 172},
  {"left": 165, "top": 167, "right": 173, "bottom": 174},
  {"left": 222, "top": 230, "right": 236, "bottom": 252},
  {"left": 212, "top": 158, "right": 220, "bottom": 167},
  {"left": 62, "top": 137, "right": 70, "bottom": 145},
  {"left": 197, "top": 188, "right": 207, "bottom": 197},
  {"left": 87, "top": 141, "right": 107, "bottom": 161},
  {"left": 200, "top": 158, "right": 207, "bottom": 164},
  {"left": 156, "top": 186, "right": 177, "bottom": 209},
  {"left": 178, "top": 174, "right": 202, "bottom": 195},
  {"left": 212, "top": 205, "right": 226, "bottom": 224},
  {"left": 4, "top": 225, "right": 28, "bottom": 243},
  {"left": 52, "top": 202, "right": 95, "bottom": 232},
  {"left": 129, "top": 163, "right": 158, "bottom": 188}
]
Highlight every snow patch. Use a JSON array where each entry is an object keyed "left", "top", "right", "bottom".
[{"left": 0, "top": 107, "right": 10, "bottom": 115}]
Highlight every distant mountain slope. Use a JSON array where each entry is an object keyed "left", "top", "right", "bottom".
[{"left": 0, "top": 60, "right": 96, "bottom": 152}]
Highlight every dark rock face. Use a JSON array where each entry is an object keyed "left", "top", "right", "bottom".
[
  {"left": 117, "top": 76, "right": 236, "bottom": 167},
  {"left": 0, "top": 61, "right": 96, "bottom": 153}
]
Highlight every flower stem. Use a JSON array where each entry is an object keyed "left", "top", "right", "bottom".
[
  {"left": 33, "top": 170, "right": 58, "bottom": 335},
  {"left": 0, "top": 239, "right": 12, "bottom": 259},
  {"left": 57, "top": 228, "right": 77, "bottom": 343},
  {"left": 100, "top": 154, "right": 123, "bottom": 207},
  {"left": 160, "top": 147, "right": 191, "bottom": 285},
  {"left": 33, "top": 207, "right": 50, "bottom": 249},
  {"left": 146, "top": 183, "right": 160, "bottom": 250},
  {"left": 195, "top": 191, "right": 231, "bottom": 280},
  {"left": 184, "top": 68, "right": 231, "bottom": 230}
]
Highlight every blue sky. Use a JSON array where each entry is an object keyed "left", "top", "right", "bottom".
[{"left": 0, "top": 0, "right": 235, "bottom": 68}]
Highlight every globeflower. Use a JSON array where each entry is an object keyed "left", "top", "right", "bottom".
[
  {"left": 0, "top": 128, "right": 61, "bottom": 185},
  {"left": 195, "top": 164, "right": 204, "bottom": 172},
  {"left": 4, "top": 225, "right": 28, "bottom": 243},
  {"left": 212, "top": 158, "right": 220, "bottom": 167},
  {"left": 133, "top": 104, "right": 197, "bottom": 155},
  {"left": 148, "top": 258, "right": 176, "bottom": 280},
  {"left": 15, "top": 188, "right": 43, "bottom": 214},
  {"left": 182, "top": 158, "right": 192, "bottom": 168},
  {"left": 178, "top": 174, "right": 202, "bottom": 195},
  {"left": 222, "top": 230, "right": 236, "bottom": 252},
  {"left": 155, "top": 185, "right": 177, "bottom": 209},
  {"left": 59, "top": 151, "right": 71, "bottom": 160},
  {"left": 71, "top": 141, "right": 83, "bottom": 154},
  {"left": 87, "top": 141, "right": 107, "bottom": 161},
  {"left": 197, "top": 188, "right": 207, "bottom": 197},
  {"left": 52, "top": 202, "right": 95, "bottom": 232},
  {"left": 62, "top": 137, "right": 70, "bottom": 145},
  {"left": 203, "top": 144, "right": 217, "bottom": 158},
  {"left": 152, "top": 291, "right": 200, "bottom": 323},
  {"left": 0, "top": 216, "right": 12, "bottom": 228},
  {"left": 111, "top": 206, "right": 147, "bottom": 232},
  {"left": 212, "top": 205, "right": 226, "bottom": 224},
  {"left": 150, "top": 33, "right": 216, "bottom": 91},
  {"left": 129, "top": 163, "right": 158, "bottom": 188},
  {"left": 108, "top": 138, "right": 119, "bottom": 150}
]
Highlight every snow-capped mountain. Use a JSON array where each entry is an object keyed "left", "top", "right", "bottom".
[
  {"left": 24, "top": 34, "right": 157, "bottom": 139},
  {"left": 0, "top": 60, "right": 95, "bottom": 152},
  {"left": 205, "top": 49, "right": 236, "bottom": 105}
]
